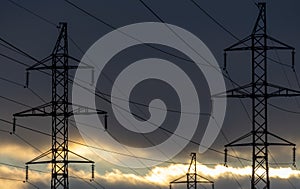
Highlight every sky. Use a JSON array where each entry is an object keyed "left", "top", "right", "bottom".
[{"left": 1, "top": 0, "right": 300, "bottom": 189}]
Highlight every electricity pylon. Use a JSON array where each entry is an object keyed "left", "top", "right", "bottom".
[
  {"left": 216, "top": 3, "right": 298, "bottom": 189},
  {"left": 13, "top": 22, "right": 107, "bottom": 189},
  {"left": 169, "top": 153, "right": 214, "bottom": 189}
]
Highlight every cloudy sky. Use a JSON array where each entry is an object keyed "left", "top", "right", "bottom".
[{"left": 1, "top": 0, "right": 300, "bottom": 189}]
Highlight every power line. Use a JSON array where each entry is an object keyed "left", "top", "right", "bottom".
[
  {"left": 13, "top": 133, "right": 43, "bottom": 154},
  {"left": 268, "top": 151, "right": 297, "bottom": 189},
  {"left": 0, "top": 2, "right": 228, "bottom": 162},
  {"left": 0, "top": 116, "right": 226, "bottom": 165},
  {"left": 0, "top": 76, "right": 46, "bottom": 103},
  {"left": 0, "top": 76, "right": 24, "bottom": 87},
  {"left": 0, "top": 128, "right": 10, "bottom": 133},
  {"left": 63, "top": 0, "right": 245, "bottom": 88},
  {"left": 0, "top": 177, "right": 24, "bottom": 182},
  {"left": 2, "top": 0, "right": 296, "bottom": 106},
  {"left": 56, "top": 3, "right": 261, "bottom": 179},
  {"left": 138, "top": 2, "right": 250, "bottom": 189},
  {"left": 218, "top": 3, "right": 297, "bottom": 189},
  {"left": 0, "top": 35, "right": 254, "bottom": 188},
  {"left": 252, "top": 11, "right": 299, "bottom": 189},
  {"left": 64, "top": 0, "right": 219, "bottom": 69},
  {"left": 1, "top": 32, "right": 228, "bottom": 177},
  {"left": 0, "top": 61, "right": 253, "bottom": 165},
  {"left": 91, "top": 180, "right": 105, "bottom": 189},
  {"left": 189, "top": 0, "right": 293, "bottom": 69},
  {"left": 189, "top": 0, "right": 299, "bottom": 166},
  {"left": 5, "top": 0, "right": 300, "bottom": 170},
  {"left": 0, "top": 162, "right": 44, "bottom": 173},
  {"left": 63, "top": 0, "right": 241, "bottom": 160},
  {"left": 2, "top": 4, "right": 227, "bottom": 189},
  {"left": 268, "top": 30, "right": 300, "bottom": 109},
  {"left": 12, "top": 22, "right": 103, "bottom": 189},
  {"left": 1, "top": 1, "right": 298, "bottom": 189},
  {"left": 1, "top": 0, "right": 253, "bottom": 163},
  {"left": 67, "top": 36, "right": 210, "bottom": 116},
  {"left": 189, "top": 0, "right": 239, "bottom": 41},
  {"left": 187, "top": 0, "right": 297, "bottom": 126},
  {"left": 138, "top": 0, "right": 249, "bottom": 128},
  {"left": 4, "top": 0, "right": 296, "bottom": 167},
  {"left": 269, "top": 103, "right": 300, "bottom": 115},
  {"left": 64, "top": 23, "right": 209, "bottom": 167},
  {"left": 0, "top": 52, "right": 29, "bottom": 67},
  {"left": 6, "top": 0, "right": 57, "bottom": 27},
  {"left": 0, "top": 39, "right": 252, "bottom": 164},
  {"left": 0, "top": 94, "right": 31, "bottom": 108},
  {"left": 1, "top": 34, "right": 207, "bottom": 116},
  {"left": 5, "top": 0, "right": 296, "bottom": 177},
  {"left": 5, "top": 124, "right": 153, "bottom": 189},
  {"left": 0, "top": 24, "right": 172, "bottom": 189},
  {"left": 293, "top": 71, "right": 300, "bottom": 90},
  {"left": 0, "top": 161, "right": 102, "bottom": 189},
  {"left": 2, "top": 1, "right": 212, "bottom": 158},
  {"left": 0, "top": 37, "right": 40, "bottom": 63},
  {"left": 58, "top": 3, "right": 224, "bottom": 163},
  {"left": 0, "top": 91, "right": 166, "bottom": 163},
  {"left": 2, "top": 112, "right": 175, "bottom": 166},
  {"left": 3, "top": 122, "right": 103, "bottom": 189}
]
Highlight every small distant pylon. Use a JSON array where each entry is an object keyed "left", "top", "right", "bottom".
[
  {"left": 169, "top": 153, "right": 214, "bottom": 189},
  {"left": 13, "top": 22, "right": 107, "bottom": 189}
]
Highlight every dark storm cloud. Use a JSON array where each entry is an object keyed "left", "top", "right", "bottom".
[{"left": 1, "top": 1, "right": 300, "bottom": 189}]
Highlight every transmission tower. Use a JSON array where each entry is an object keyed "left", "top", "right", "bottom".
[
  {"left": 169, "top": 153, "right": 214, "bottom": 189},
  {"left": 217, "top": 3, "right": 299, "bottom": 189},
  {"left": 13, "top": 22, "right": 107, "bottom": 189}
]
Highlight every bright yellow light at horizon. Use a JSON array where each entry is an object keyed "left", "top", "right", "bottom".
[{"left": 2, "top": 143, "right": 300, "bottom": 188}]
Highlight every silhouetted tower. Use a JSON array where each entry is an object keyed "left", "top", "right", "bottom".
[
  {"left": 169, "top": 153, "right": 214, "bottom": 189},
  {"left": 13, "top": 22, "right": 107, "bottom": 189},
  {"left": 217, "top": 3, "right": 299, "bottom": 189}
]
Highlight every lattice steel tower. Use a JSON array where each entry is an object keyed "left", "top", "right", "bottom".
[
  {"left": 218, "top": 3, "right": 299, "bottom": 189},
  {"left": 169, "top": 153, "right": 214, "bottom": 189},
  {"left": 13, "top": 22, "right": 107, "bottom": 189}
]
